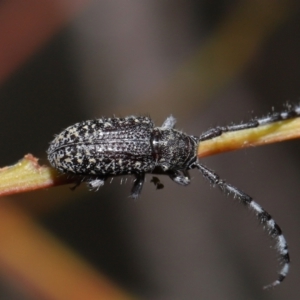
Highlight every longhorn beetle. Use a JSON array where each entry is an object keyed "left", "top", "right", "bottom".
[{"left": 48, "top": 105, "right": 299, "bottom": 289}]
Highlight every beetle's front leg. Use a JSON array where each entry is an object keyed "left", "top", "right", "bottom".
[{"left": 168, "top": 170, "right": 191, "bottom": 186}]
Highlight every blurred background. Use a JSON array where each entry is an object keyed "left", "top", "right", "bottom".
[{"left": 0, "top": 0, "right": 300, "bottom": 299}]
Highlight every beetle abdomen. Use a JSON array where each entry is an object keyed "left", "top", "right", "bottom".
[{"left": 47, "top": 116, "right": 155, "bottom": 175}]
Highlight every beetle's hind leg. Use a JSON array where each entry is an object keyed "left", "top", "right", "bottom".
[
  {"left": 161, "top": 115, "right": 176, "bottom": 129},
  {"left": 87, "top": 176, "right": 107, "bottom": 191},
  {"left": 130, "top": 173, "right": 145, "bottom": 199}
]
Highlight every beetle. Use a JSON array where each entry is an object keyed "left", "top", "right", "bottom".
[{"left": 48, "top": 106, "right": 299, "bottom": 288}]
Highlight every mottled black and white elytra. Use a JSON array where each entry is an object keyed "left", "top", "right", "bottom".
[{"left": 47, "top": 104, "right": 300, "bottom": 289}]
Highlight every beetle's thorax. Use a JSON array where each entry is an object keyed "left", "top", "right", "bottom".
[{"left": 150, "top": 127, "right": 197, "bottom": 171}]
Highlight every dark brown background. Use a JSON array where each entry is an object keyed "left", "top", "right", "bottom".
[{"left": 0, "top": 1, "right": 300, "bottom": 299}]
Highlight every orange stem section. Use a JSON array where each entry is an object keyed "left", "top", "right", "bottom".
[
  {"left": 0, "top": 154, "right": 71, "bottom": 197},
  {"left": 1, "top": 116, "right": 300, "bottom": 197}
]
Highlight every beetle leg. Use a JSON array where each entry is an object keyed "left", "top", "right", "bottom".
[
  {"left": 87, "top": 177, "right": 106, "bottom": 191},
  {"left": 130, "top": 173, "right": 145, "bottom": 199},
  {"left": 169, "top": 170, "right": 190, "bottom": 186},
  {"left": 161, "top": 115, "right": 176, "bottom": 129}
]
